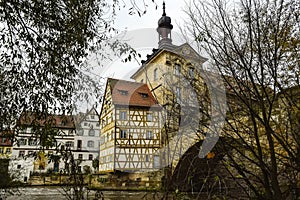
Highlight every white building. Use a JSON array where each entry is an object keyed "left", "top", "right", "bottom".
[
  {"left": 11, "top": 113, "right": 76, "bottom": 173},
  {"left": 73, "top": 108, "right": 101, "bottom": 172},
  {"left": 10, "top": 109, "right": 101, "bottom": 180}
]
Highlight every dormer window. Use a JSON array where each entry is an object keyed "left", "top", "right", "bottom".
[
  {"left": 140, "top": 93, "right": 149, "bottom": 98},
  {"left": 118, "top": 90, "right": 128, "bottom": 95}
]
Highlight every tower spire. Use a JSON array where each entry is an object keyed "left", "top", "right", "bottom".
[
  {"left": 157, "top": 1, "right": 173, "bottom": 49},
  {"left": 162, "top": 1, "right": 166, "bottom": 16}
]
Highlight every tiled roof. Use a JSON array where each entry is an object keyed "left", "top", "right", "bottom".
[
  {"left": 18, "top": 112, "right": 75, "bottom": 129},
  {"left": 0, "top": 131, "right": 13, "bottom": 146},
  {"left": 107, "top": 78, "right": 159, "bottom": 107}
]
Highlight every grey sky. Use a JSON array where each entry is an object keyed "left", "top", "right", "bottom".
[
  {"left": 98, "top": 0, "right": 191, "bottom": 80},
  {"left": 115, "top": 0, "right": 188, "bottom": 33}
]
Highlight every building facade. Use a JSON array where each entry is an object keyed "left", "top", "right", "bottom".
[
  {"left": 10, "top": 109, "right": 101, "bottom": 177},
  {"left": 0, "top": 131, "right": 13, "bottom": 158},
  {"left": 12, "top": 113, "right": 76, "bottom": 172},
  {"left": 99, "top": 78, "right": 161, "bottom": 172},
  {"left": 74, "top": 108, "right": 101, "bottom": 172}
]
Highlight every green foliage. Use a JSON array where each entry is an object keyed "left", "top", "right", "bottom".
[
  {"left": 92, "top": 157, "right": 99, "bottom": 171},
  {"left": 0, "top": 0, "right": 120, "bottom": 129},
  {"left": 0, "top": 159, "right": 12, "bottom": 189},
  {"left": 83, "top": 165, "right": 91, "bottom": 174}
]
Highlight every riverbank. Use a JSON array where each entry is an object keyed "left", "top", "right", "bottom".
[
  {"left": 2, "top": 185, "right": 213, "bottom": 200},
  {"left": 27, "top": 171, "right": 163, "bottom": 191},
  {"left": 2, "top": 186, "right": 179, "bottom": 200}
]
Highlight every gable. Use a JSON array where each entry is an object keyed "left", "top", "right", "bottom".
[{"left": 107, "top": 78, "right": 159, "bottom": 108}]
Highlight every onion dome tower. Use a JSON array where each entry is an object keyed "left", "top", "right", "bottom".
[{"left": 157, "top": 2, "right": 173, "bottom": 49}]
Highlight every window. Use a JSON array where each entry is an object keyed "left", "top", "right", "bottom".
[
  {"left": 188, "top": 67, "right": 194, "bottom": 78},
  {"left": 140, "top": 93, "right": 148, "bottom": 98},
  {"left": 28, "top": 138, "right": 37, "bottom": 146},
  {"left": 84, "top": 122, "right": 88, "bottom": 126},
  {"left": 120, "top": 130, "right": 127, "bottom": 139},
  {"left": 0, "top": 148, "right": 3, "bottom": 153},
  {"left": 28, "top": 151, "right": 33, "bottom": 156},
  {"left": 145, "top": 155, "right": 149, "bottom": 162},
  {"left": 19, "top": 150, "right": 25, "bottom": 157},
  {"left": 96, "top": 122, "right": 100, "bottom": 127},
  {"left": 141, "top": 79, "right": 144, "bottom": 83},
  {"left": 175, "top": 87, "right": 181, "bottom": 100},
  {"left": 154, "top": 68, "right": 158, "bottom": 80},
  {"left": 1, "top": 137, "right": 6, "bottom": 143},
  {"left": 88, "top": 154, "right": 93, "bottom": 160},
  {"left": 17, "top": 164, "right": 21, "bottom": 169},
  {"left": 118, "top": 89, "right": 128, "bottom": 95},
  {"left": 174, "top": 64, "right": 181, "bottom": 75},
  {"left": 5, "top": 148, "right": 11, "bottom": 154},
  {"left": 146, "top": 113, "right": 153, "bottom": 121},
  {"left": 100, "top": 137, "right": 105, "bottom": 145},
  {"left": 146, "top": 131, "right": 153, "bottom": 139},
  {"left": 78, "top": 154, "right": 83, "bottom": 160},
  {"left": 119, "top": 111, "right": 127, "bottom": 120},
  {"left": 66, "top": 141, "right": 74, "bottom": 148},
  {"left": 87, "top": 140, "right": 94, "bottom": 147},
  {"left": 18, "top": 138, "right": 27, "bottom": 146},
  {"left": 68, "top": 130, "right": 73, "bottom": 135},
  {"left": 20, "top": 128, "right": 27, "bottom": 133},
  {"left": 91, "top": 115, "right": 95, "bottom": 119},
  {"left": 77, "top": 140, "right": 82, "bottom": 150},
  {"left": 111, "top": 131, "right": 114, "bottom": 140},
  {"left": 89, "top": 129, "right": 95, "bottom": 136},
  {"left": 78, "top": 129, "right": 84, "bottom": 136}
]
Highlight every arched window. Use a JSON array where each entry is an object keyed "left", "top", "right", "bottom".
[{"left": 174, "top": 64, "right": 181, "bottom": 75}]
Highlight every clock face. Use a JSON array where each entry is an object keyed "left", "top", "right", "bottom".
[{"left": 182, "top": 47, "right": 191, "bottom": 55}]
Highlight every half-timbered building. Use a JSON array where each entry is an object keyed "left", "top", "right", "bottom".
[{"left": 99, "top": 78, "right": 161, "bottom": 172}]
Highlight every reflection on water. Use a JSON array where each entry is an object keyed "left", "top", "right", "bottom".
[{"left": 4, "top": 187, "right": 167, "bottom": 200}]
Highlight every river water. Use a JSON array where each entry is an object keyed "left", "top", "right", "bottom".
[{"left": 2, "top": 186, "right": 175, "bottom": 200}]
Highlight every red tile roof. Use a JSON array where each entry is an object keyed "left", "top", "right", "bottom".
[
  {"left": 0, "top": 131, "right": 13, "bottom": 146},
  {"left": 107, "top": 78, "right": 160, "bottom": 108},
  {"left": 18, "top": 112, "right": 75, "bottom": 129}
]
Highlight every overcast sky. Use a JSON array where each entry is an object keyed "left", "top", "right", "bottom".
[
  {"left": 94, "top": 0, "right": 192, "bottom": 81},
  {"left": 114, "top": 0, "right": 188, "bottom": 33}
]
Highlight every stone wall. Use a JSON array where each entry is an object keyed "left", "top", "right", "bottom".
[{"left": 28, "top": 170, "right": 163, "bottom": 191}]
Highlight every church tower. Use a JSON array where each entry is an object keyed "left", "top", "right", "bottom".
[{"left": 157, "top": 2, "right": 174, "bottom": 49}]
